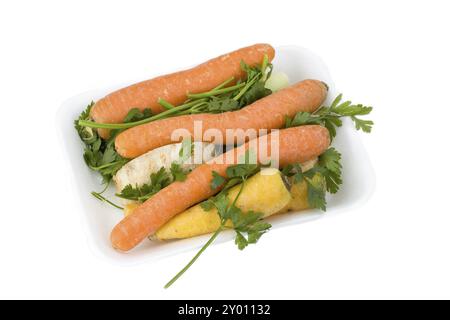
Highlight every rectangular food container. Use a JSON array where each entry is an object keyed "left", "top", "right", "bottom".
[{"left": 56, "top": 46, "right": 375, "bottom": 265}]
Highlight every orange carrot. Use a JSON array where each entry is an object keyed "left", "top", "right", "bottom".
[
  {"left": 115, "top": 79, "right": 327, "bottom": 159},
  {"left": 90, "top": 44, "right": 275, "bottom": 138},
  {"left": 110, "top": 125, "right": 330, "bottom": 251}
]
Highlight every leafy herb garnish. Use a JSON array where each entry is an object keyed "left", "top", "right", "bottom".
[
  {"left": 116, "top": 163, "right": 191, "bottom": 202},
  {"left": 210, "top": 171, "right": 226, "bottom": 190},
  {"left": 165, "top": 158, "right": 270, "bottom": 288},
  {"left": 89, "top": 179, "right": 124, "bottom": 210},
  {"left": 281, "top": 163, "right": 305, "bottom": 183},
  {"left": 282, "top": 148, "right": 342, "bottom": 211},
  {"left": 285, "top": 94, "right": 374, "bottom": 139},
  {"left": 170, "top": 162, "right": 189, "bottom": 182},
  {"left": 91, "top": 191, "right": 124, "bottom": 210},
  {"left": 116, "top": 167, "right": 172, "bottom": 202},
  {"left": 238, "top": 82, "right": 272, "bottom": 107},
  {"left": 233, "top": 209, "right": 272, "bottom": 250},
  {"left": 75, "top": 105, "right": 153, "bottom": 205},
  {"left": 123, "top": 108, "right": 153, "bottom": 123}
]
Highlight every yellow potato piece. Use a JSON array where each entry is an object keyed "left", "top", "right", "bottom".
[{"left": 154, "top": 168, "right": 292, "bottom": 240}]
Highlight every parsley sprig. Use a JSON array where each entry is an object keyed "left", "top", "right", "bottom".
[
  {"left": 285, "top": 94, "right": 374, "bottom": 139},
  {"left": 87, "top": 179, "right": 124, "bottom": 210},
  {"left": 116, "top": 167, "right": 171, "bottom": 202},
  {"left": 282, "top": 148, "right": 342, "bottom": 211},
  {"left": 75, "top": 104, "right": 154, "bottom": 207},
  {"left": 76, "top": 56, "right": 273, "bottom": 131},
  {"left": 116, "top": 163, "right": 190, "bottom": 202},
  {"left": 75, "top": 104, "right": 153, "bottom": 184},
  {"left": 165, "top": 160, "right": 269, "bottom": 288}
]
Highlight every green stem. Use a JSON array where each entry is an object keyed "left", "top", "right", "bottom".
[
  {"left": 211, "top": 76, "right": 235, "bottom": 91},
  {"left": 233, "top": 76, "right": 258, "bottom": 101},
  {"left": 180, "top": 98, "right": 208, "bottom": 108},
  {"left": 115, "top": 193, "right": 152, "bottom": 202},
  {"left": 187, "top": 82, "right": 246, "bottom": 99},
  {"left": 176, "top": 109, "right": 196, "bottom": 116},
  {"left": 164, "top": 225, "right": 224, "bottom": 289},
  {"left": 158, "top": 98, "right": 175, "bottom": 110},
  {"left": 114, "top": 193, "right": 137, "bottom": 201},
  {"left": 98, "top": 179, "right": 111, "bottom": 195},
  {"left": 231, "top": 179, "right": 245, "bottom": 207},
  {"left": 190, "top": 102, "right": 209, "bottom": 112},
  {"left": 91, "top": 191, "right": 124, "bottom": 210},
  {"left": 164, "top": 178, "right": 247, "bottom": 289},
  {"left": 88, "top": 160, "right": 126, "bottom": 171},
  {"left": 77, "top": 98, "right": 210, "bottom": 130},
  {"left": 78, "top": 103, "right": 193, "bottom": 130},
  {"left": 260, "top": 54, "right": 269, "bottom": 82}
]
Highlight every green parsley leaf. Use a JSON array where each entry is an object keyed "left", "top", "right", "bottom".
[
  {"left": 150, "top": 167, "right": 172, "bottom": 189},
  {"left": 240, "top": 60, "right": 260, "bottom": 80},
  {"left": 317, "top": 148, "right": 342, "bottom": 194},
  {"left": 285, "top": 94, "right": 374, "bottom": 139},
  {"left": 352, "top": 116, "right": 374, "bottom": 133},
  {"left": 170, "top": 162, "right": 189, "bottom": 182},
  {"left": 281, "top": 163, "right": 304, "bottom": 183},
  {"left": 238, "top": 82, "right": 272, "bottom": 107},
  {"left": 209, "top": 177, "right": 271, "bottom": 251},
  {"left": 319, "top": 148, "right": 342, "bottom": 174},
  {"left": 285, "top": 148, "right": 343, "bottom": 211},
  {"left": 225, "top": 150, "right": 260, "bottom": 179},
  {"left": 200, "top": 199, "right": 215, "bottom": 212},
  {"left": 203, "top": 192, "right": 230, "bottom": 219},
  {"left": 74, "top": 101, "right": 96, "bottom": 142},
  {"left": 233, "top": 210, "right": 271, "bottom": 250},
  {"left": 305, "top": 175, "right": 327, "bottom": 211},
  {"left": 322, "top": 117, "right": 342, "bottom": 139},
  {"left": 210, "top": 171, "right": 226, "bottom": 190},
  {"left": 116, "top": 167, "right": 171, "bottom": 202},
  {"left": 205, "top": 97, "right": 240, "bottom": 113},
  {"left": 285, "top": 111, "right": 321, "bottom": 128},
  {"left": 76, "top": 104, "right": 156, "bottom": 184},
  {"left": 233, "top": 210, "right": 262, "bottom": 230},
  {"left": 235, "top": 231, "right": 248, "bottom": 250},
  {"left": 101, "top": 144, "right": 117, "bottom": 165},
  {"left": 123, "top": 108, "right": 153, "bottom": 123},
  {"left": 225, "top": 164, "right": 259, "bottom": 180}
]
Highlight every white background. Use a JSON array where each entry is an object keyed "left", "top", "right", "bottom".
[{"left": 1, "top": 0, "right": 449, "bottom": 299}]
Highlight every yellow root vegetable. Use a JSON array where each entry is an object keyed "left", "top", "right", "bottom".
[
  {"left": 286, "top": 180, "right": 309, "bottom": 211},
  {"left": 154, "top": 168, "right": 292, "bottom": 240}
]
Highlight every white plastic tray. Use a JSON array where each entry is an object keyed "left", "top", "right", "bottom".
[{"left": 57, "top": 46, "right": 375, "bottom": 265}]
